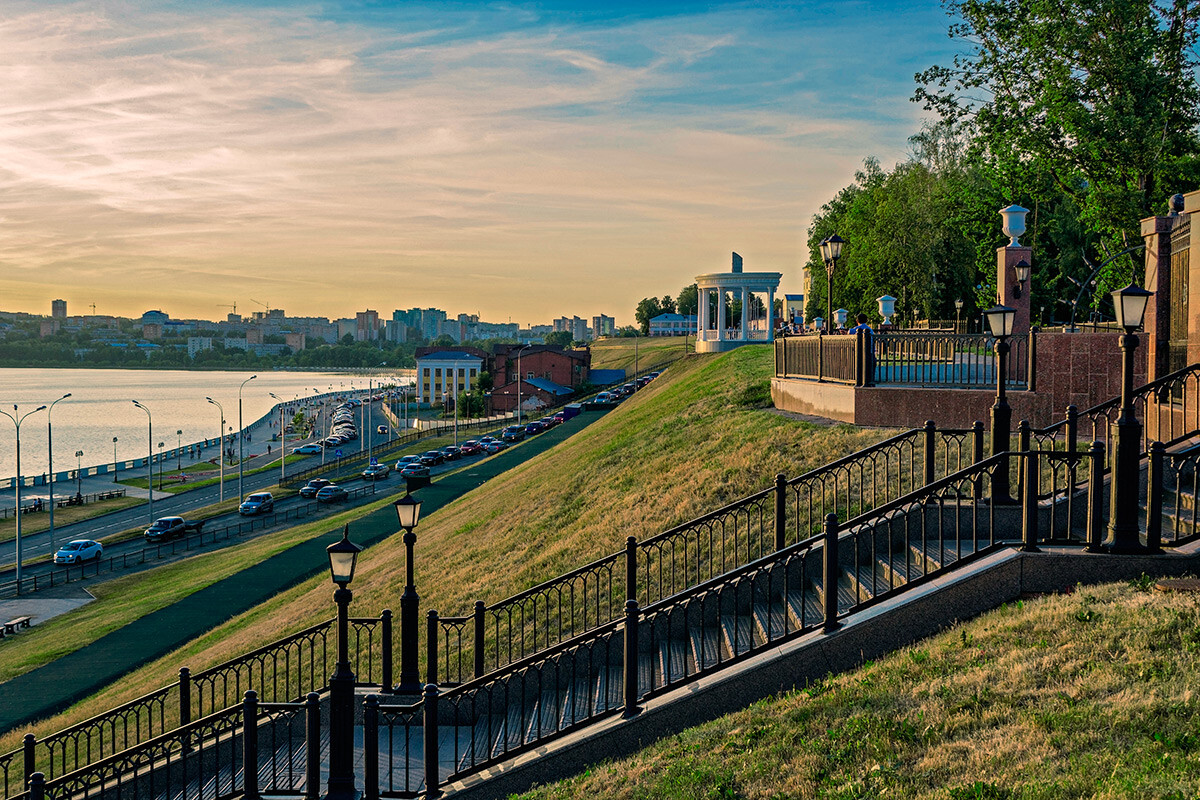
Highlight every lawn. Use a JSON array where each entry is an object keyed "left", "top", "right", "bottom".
[
  {"left": 589, "top": 336, "right": 691, "bottom": 375},
  {"left": 0, "top": 496, "right": 145, "bottom": 544},
  {"left": 513, "top": 578, "right": 1200, "bottom": 800}
]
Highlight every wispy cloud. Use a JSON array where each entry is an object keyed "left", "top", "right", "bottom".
[{"left": 0, "top": 1, "right": 950, "bottom": 323}]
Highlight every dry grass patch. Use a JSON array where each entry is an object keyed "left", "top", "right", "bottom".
[{"left": 514, "top": 580, "right": 1200, "bottom": 800}]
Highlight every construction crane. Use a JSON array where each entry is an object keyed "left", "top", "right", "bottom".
[
  {"left": 250, "top": 298, "right": 271, "bottom": 314},
  {"left": 217, "top": 303, "right": 238, "bottom": 319},
  {"left": 89, "top": 303, "right": 96, "bottom": 315}
]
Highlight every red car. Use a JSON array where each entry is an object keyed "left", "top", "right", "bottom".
[{"left": 460, "top": 440, "right": 484, "bottom": 456}]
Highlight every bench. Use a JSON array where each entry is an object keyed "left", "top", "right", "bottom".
[{"left": 4, "top": 616, "right": 32, "bottom": 635}]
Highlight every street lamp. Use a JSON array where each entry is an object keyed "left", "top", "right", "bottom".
[
  {"left": 312, "top": 387, "right": 327, "bottom": 467},
  {"left": 238, "top": 375, "right": 257, "bottom": 502},
  {"left": 74, "top": 450, "right": 83, "bottom": 497},
  {"left": 1012, "top": 259, "right": 1031, "bottom": 298},
  {"left": 515, "top": 344, "right": 532, "bottom": 423},
  {"left": 46, "top": 392, "right": 71, "bottom": 554},
  {"left": 325, "top": 525, "right": 363, "bottom": 800},
  {"left": 1, "top": 404, "right": 46, "bottom": 593},
  {"left": 157, "top": 442, "right": 165, "bottom": 490},
  {"left": 176, "top": 430, "right": 182, "bottom": 470},
  {"left": 819, "top": 234, "right": 845, "bottom": 330},
  {"left": 954, "top": 298, "right": 964, "bottom": 333},
  {"left": 206, "top": 397, "right": 225, "bottom": 504},
  {"left": 132, "top": 401, "right": 153, "bottom": 523},
  {"left": 269, "top": 393, "right": 287, "bottom": 487},
  {"left": 983, "top": 305, "right": 1017, "bottom": 504},
  {"left": 1106, "top": 283, "right": 1154, "bottom": 553},
  {"left": 394, "top": 493, "right": 424, "bottom": 694},
  {"left": 112, "top": 437, "right": 118, "bottom": 484}
]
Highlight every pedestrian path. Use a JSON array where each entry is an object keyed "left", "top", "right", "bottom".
[{"left": 0, "top": 411, "right": 606, "bottom": 733}]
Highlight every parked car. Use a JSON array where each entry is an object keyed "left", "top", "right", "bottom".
[
  {"left": 239, "top": 492, "right": 275, "bottom": 515},
  {"left": 395, "top": 455, "right": 422, "bottom": 470},
  {"left": 525, "top": 421, "right": 547, "bottom": 435},
  {"left": 441, "top": 446, "right": 461, "bottom": 460},
  {"left": 459, "top": 440, "right": 484, "bottom": 456},
  {"left": 539, "top": 416, "right": 559, "bottom": 428},
  {"left": 144, "top": 516, "right": 203, "bottom": 543},
  {"left": 501, "top": 425, "right": 526, "bottom": 442},
  {"left": 420, "top": 450, "right": 445, "bottom": 466},
  {"left": 299, "top": 479, "right": 332, "bottom": 498},
  {"left": 316, "top": 485, "right": 349, "bottom": 503},
  {"left": 484, "top": 440, "right": 509, "bottom": 454},
  {"left": 362, "top": 464, "right": 391, "bottom": 480},
  {"left": 399, "top": 464, "right": 430, "bottom": 478},
  {"left": 292, "top": 443, "right": 323, "bottom": 455},
  {"left": 54, "top": 539, "right": 103, "bottom": 564}
]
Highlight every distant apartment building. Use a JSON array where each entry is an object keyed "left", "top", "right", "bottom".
[
  {"left": 223, "top": 337, "right": 249, "bottom": 351},
  {"left": 141, "top": 310, "right": 169, "bottom": 326},
  {"left": 336, "top": 318, "right": 357, "bottom": 341},
  {"left": 51, "top": 299, "right": 66, "bottom": 319},
  {"left": 591, "top": 315, "right": 615, "bottom": 338},
  {"left": 142, "top": 323, "right": 163, "bottom": 340},
  {"left": 188, "top": 337, "right": 214, "bottom": 358},
  {"left": 246, "top": 327, "right": 264, "bottom": 345},
  {"left": 285, "top": 332, "right": 307, "bottom": 351},
  {"left": 39, "top": 319, "right": 60, "bottom": 338},
  {"left": 414, "top": 347, "right": 486, "bottom": 404},
  {"left": 356, "top": 310, "right": 380, "bottom": 341},
  {"left": 385, "top": 320, "right": 408, "bottom": 343}
]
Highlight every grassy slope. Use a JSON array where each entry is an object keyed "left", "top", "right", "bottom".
[
  {"left": 2, "top": 346, "right": 887, "bottom": 746},
  {"left": 589, "top": 336, "right": 689, "bottom": 375},
  {"left": 514, "top": 579, "right": 1200, "bottom": 800}
]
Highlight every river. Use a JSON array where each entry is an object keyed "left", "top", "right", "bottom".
[{"left": 0, "top": 368, "right": 415, "bottom": 480}]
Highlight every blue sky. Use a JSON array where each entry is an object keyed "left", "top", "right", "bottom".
[{"left": 0, "top": 0, "right": 958, "bottom": 324}]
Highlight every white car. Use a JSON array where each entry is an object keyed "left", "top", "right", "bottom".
[
  {"left": 292, "top": 443, "right": 323, "bottom": 455},
  {"left": 54, "top": 539, "right": 103, "bottom": 564}
]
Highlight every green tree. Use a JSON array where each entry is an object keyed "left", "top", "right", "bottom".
[
  {"left": 544, "top": 330, "right": 574, "bottom": 348},
  {"left": 676, "top": 284, "right": 699, "bottom": 316},
  {"left": 634, "top": 297, "right": 664, "bottom": 335}
]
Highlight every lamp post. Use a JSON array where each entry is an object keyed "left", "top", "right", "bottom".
[
  {"left": 206, "top": 397, "right": 225, "bottom": 504},
  {"left": 394, "top": 493, "right": 424, "bottom": 694},
  {"left": 132, "top": 401, "right": 153, "bottom": 523},
  {"left": 46, "top": 392, "right": 71, "bottom": 554},
  {"left": 2, "top": 404, "right": 46, "bottom": 593},
  {"left": 1106, "top": 284, "right": 1154, "bottom": 553},
  {"left": 325, "top": 525, "right": 363, "bottom": 800},
  {"left": 112, "top": 437, "right": 118, "bottom": 484},
  {"left": 269, "top": 393, "right": 287, "bottom": 487},
  {"left": 983, "top": 305, "right": 1017, "bottom": 503},
  {"left": 157, "top": 442, "right": 164, "bottom": 490},
  {"left": 176, "top": 430, "right": 182, "bottom": 470},
  {"left": 74, "top": 450, "right": 83, "bottom": 496},
  {"left": 515, "top": 344, "right": 532, "bottom": 423},
  {"left": 954, "top": 298, "right": 964, "bottom": 333},
  {"left": 819, "top": 234, "right": 845, "bottom": 332},
  {"left": 238, "top": 375, "right": 257, "bottom": 502}
]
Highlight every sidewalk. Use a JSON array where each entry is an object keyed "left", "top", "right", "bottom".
[{"left": 0, "top": 411, "right": 607, "bottom": 733}]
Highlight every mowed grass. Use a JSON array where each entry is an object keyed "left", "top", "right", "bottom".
[
  {"left": 0, "top": 496, "right": 144, "bottom": 543},
  {"left": 513, "top": 579, "right": 1200, "bottom": 800},
  {"left": 2, "top": 346, "right": 887, "bottom": 747},
  {"left": 589, "top": 336, "right": 690, "bottom": 375}
]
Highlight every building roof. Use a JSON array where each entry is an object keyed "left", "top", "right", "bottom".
[
  {"left": 415, "top": 350, "right": 483, "bottom": 363},
  {"left": 525, "top": 378, "right": 573, "bottom": 395},
  {"left": 589, "top": 369, "right": 625, "bottom": 385},
  {"left": 650, "top": 313, "right": 697, "bottom": 323}
]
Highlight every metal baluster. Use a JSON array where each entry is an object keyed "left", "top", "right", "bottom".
[
  {"left": 242, "top": 691, "right": 259, "bottom": 800},
  {"left": 363, "top": 695, "right": 379, "bottom": 800},
  {"left": 623, "top": 599, "right": 640, "bottom": 717},
  {"left": 1086, "top": 442, "right": 1106, "bottom": 553},
  {"left": 423, "top": 684, "right": 439, "bottom": 798},
  {"left": 1146, "top": 442, "right": 1165, "bottom": 552},
  {"left": 822, "top": 513, "right": 840, "bottom": 633},
  {"left": 304, "top": 693, "right": 320, "bottom": 800}
]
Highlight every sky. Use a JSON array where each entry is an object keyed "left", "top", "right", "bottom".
[{"left": 0, "top": 0, "right": 957, "bottom": 326}]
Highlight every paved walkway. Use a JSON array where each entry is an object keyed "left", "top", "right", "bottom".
[{"left": 0, "top": 412, "right": 605, "bottom": 733}]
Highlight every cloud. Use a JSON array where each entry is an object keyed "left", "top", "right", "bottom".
[{"left": 0, "top": 0, "right": 949, "bottom": 322}]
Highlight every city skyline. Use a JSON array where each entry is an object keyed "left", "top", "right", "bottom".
[{"left": 0, "top": 1, "right": 954, "bottom": 323}]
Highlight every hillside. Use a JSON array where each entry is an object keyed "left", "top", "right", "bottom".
[
  {"left": 4, "top": 345, "right": 891, "bottom": 741},
  {"left": 513, "top": 579, "right": 1200, "bottom": 800},
  {"left": 589, "top": 335, "right": 689, "bottom": 375}
]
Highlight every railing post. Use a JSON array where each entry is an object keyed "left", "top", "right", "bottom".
[
  {"left": 822, "top": 513, "right": 840, "bottom": 633},
  {"left": 472, "top": 601, "right": 486, "bottom": 679},
  {"left": 179, "top": 666, "right": 192, "bottom": 728},
  {"left": 923, "top": 420, "right": 936, "bottom": 488},
  {"left": 426, "top": 610, "right": 439, "bottom": 686},
  {"left": 1086, "top": 442, "right": 1106, "bottom": 553},
  {"left": 817, "top": 332, "right": 825, "bottom": 382},
  {"left": 625, "top": 536, "right": 637, "bottom": 603},
  {"left": 854, "top": 329, "right": 864, "bottom": 386},
  {"left": 972, "top": 420, "right": 985, "bottom": 466},
  {"left": 363, "top": 695, "right": 379, "bottom": 800},
  {"left": 28, "top": 772, "right": 44, "bottom": 800},
  {"left": 1065, "top": 405, "right": 1078, "bottom": 454},
  {"left": 423, "top": 683, "right": 441, "bottom": 799},
  {"left": 22, "top": 734, "right": 34, "bottom": 787},
  {"left": 1016, "top": 419, "right": 1032, "bottom": 501},
  {"left": 242, "top": 691, "right": 259, "bottom": 800},
  {"left": 623, "top": 599, "right": 640, "bottom": 717},
  {"left": 304, "top": 692, "right": 321, "bottom": 800},
  {"left": 380, "top": 609, "right": 393, "bottom": 693},
  {"left": 1020, "top": 452, "right": 1040, "bottom": 552},
  {"left": 774, "top": 473, "right": 787, "bottom": 550},
  {"left": 1146, "top": 441, "right": 1165, "bottom": 552}
]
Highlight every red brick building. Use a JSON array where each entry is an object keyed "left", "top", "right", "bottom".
[{"left": 490, "top": 345, "right": 591, "bottom": 412}]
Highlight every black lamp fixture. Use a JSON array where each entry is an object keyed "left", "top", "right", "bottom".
[
  {"left": 1106, "top": 283, "right": 1154, "bottom": 553},
  {"left": 324, "top": 524, "right": 363, "bottom": 800},
  {"left": 395, "top": 492, "right": 424, "bottom": 693},
  {"left": 819, "top": 234, "right": 845, "bottom": 329},
  {"left": 1012, "top": 260, "right": 1031, "bottom": 298},
  {"left": 983, "top": 304, "right": 1017, "bottom": 504}
]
